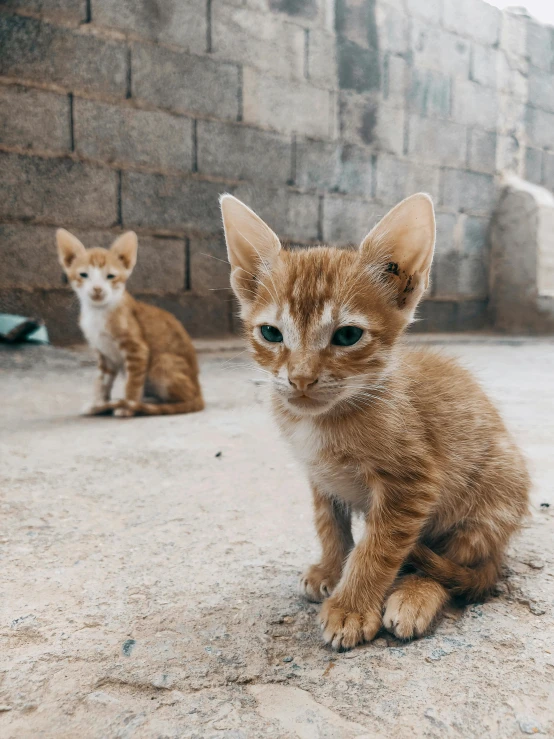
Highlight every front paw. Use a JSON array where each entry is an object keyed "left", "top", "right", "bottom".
[
  {"left": 319, "top": 597, "right": 381, "bottom": 651},
  {"left": 299, "top": 564, "right": 340, "bottom": 602},
  {"left": 114, "top": 406, "right": 135, "bottom": 418}
]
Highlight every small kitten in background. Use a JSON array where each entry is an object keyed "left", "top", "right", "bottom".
[
  {"left": 57, "top": 229, "right": 204, "bottom": 417},
  {"left": 221, "top": 193, "right": 530, "bottom": 650}
]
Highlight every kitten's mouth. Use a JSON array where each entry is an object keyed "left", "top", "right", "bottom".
[{"left": 287, "top": 394, "right": 325, "bottom": 408}]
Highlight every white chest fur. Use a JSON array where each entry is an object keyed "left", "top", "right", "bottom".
[
  {"left": 80, "top": 306, "right": 123, "bottom": 368},
  {"left": 283, "top": 417, "right": 369, "bottom": 510}
]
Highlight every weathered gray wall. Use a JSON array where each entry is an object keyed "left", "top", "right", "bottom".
[{"left": 1, "top": 0, "right": 554, "bottom": 342}]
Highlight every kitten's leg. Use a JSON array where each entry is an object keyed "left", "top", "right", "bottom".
[
  {"left": 82, "top": 354, "right": 118, "bottom": 415},
  {"left": 320, "top": 476, "right": 436, "bottom": 650},
  {"left": 299, "top": 488, "right": 353, "bottom": 602},
  {"left": 383, "top": 574, "right": 449, "bottom": 640},
  {"left": 114, "top": 339, "right": 149, "bottom": 417}
]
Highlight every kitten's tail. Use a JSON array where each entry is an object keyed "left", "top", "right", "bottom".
[
  {"left": 122, "top": 397, "right": 205, "bottom": 416},
  {"left": 409, "top": 543, "right": 500, "bottom": 600}
]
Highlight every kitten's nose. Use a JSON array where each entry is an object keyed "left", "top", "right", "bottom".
[
  {"left": 91, "top": 286, "right": 104, "bottom": 299},
  {"left": 288, "top": 374, "right": 319, "bottom": 392}
]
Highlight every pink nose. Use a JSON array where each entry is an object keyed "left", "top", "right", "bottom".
[
  {"left": 288, "top": 375, "right": 319, "bottom": 392},
  {"left": 92, "top": 287, "right": 104, "bottom": 298}
]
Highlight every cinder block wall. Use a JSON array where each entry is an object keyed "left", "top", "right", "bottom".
[{"left": 1, "top": 0, "right": 553, "bottom": 342}]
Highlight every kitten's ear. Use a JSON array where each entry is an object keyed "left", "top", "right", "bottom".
[
  {"left": 56, "top": 229, "right": 86, "bottom": 271},
  {"left": 220, "top": 194, "right": 281, "bottom": 306},
  {"left": 360, "top": 193, "right": 436, "bottom": 317},
  {"left": 111, "top": 232, "right": 138, "bottom": 272}
]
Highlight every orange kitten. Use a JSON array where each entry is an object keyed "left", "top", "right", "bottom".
[
  {"left": 56, "top": 229, "right": 204, "bottom": 417},
  {"left": 221, "top": 193, "right": 530, "bottom": 649}
]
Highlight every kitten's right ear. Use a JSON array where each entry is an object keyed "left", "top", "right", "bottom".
[
  {"left": 56, "top": 229, "right": 86, "bottom": 271},
  {"left": 220, "top": 194, "right": 281, "bottom": 306}
]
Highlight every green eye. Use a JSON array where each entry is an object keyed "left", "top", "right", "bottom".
[
  {"left": 79, "top": 272, "right": 88, "bottom": 278},
  {"left": 260, "top": 325, "right": 283, "bottom": 343},
  {"left": 107, "top": 274, "right": 115, "bottom": 280},
  {"left": 332, "top": 326, "right": 363, "bottom": 347}
]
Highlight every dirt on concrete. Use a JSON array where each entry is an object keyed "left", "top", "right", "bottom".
[{"left": 0, "top": 337, "right": 553, "bottom": 738}]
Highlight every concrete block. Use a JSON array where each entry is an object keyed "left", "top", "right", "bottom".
[
  {"left": 376, "top": 3, "right": 409, "bottom": 55},
  {"left": 74, "top": 98, "right": 193, "bottom": 171},
  {"left": 410, "top": 19, "right": 471, "bottom": 78},
  {"left": 526, "top": 106, "right": 554, "bottom": 150},
  {"left": 335, "top": 0, "right": 379, "bottom": 50},
  {"left": 1, "top": 0, "right": 87, "bottom": 22},
  {"left": 375, "top": 155, "right": 409, "bottom": 204},
  {"left": 407, "top": 115, "right": 467, "bottom": 167},
  {"left": 496, "top": 52, "right": 527, "bottom": 100},
  {"left": 132, "top": 42, "right": 239, "bottom": 119},
  {"left": 0, "top": 15, "right": 127, "bottom": 97},
  {"left": 407, "top": 68, "right": 451, "bottom": 119},
  {"left": 0, "top": 86, "right": 71, "bottom": 153},
  {"left": 0, "top": 224, "right": 67, "bottom": 290},
  {"left": 383, "top": 53, "right": 408, "bottom": 102},
  {"left": 233, "top": 184, "right": 320, "bottom": 241},
  {"left": 322, "top": 196, "right": 387, "bottom": 244},
  {"left": 0, "top": 152, "right": 118, "bottom": 226},
  {"left": 490, "top": 175, "right": 554, "bottom": 331},
  {"left": 188, "top": 233, "right": 230, "bottom": 295},
  {"left": 434, "top": 249, "right": 489, "bottom": 298},
  {"left": 471, "top": 44, "right": 498, "bottom": 89},
  {"left": 93, "top": 0, "right": 206, "bottom": 53},
  {"left": 339, "top": 93, "right": 404, "bottom": 155},
  {"left": 295, "top": 139, "right": 341, "bottom": 191},
  {"left": 462, "top": 215, "right": 489, "bottom": 254},
  {"left": 307, "top": 29, "right": 337, "bottom": 87},
  {"left": 468, "top": 129, "right": 497, "bottom": 174},
  {"left": 337, "top": 38, "right": 380, "bottom": 93},
  {"left": 197, "top": 120, "right": 291, "bottom": 184},
  {"left": 543, "top": 152, "right": 554, "bottom": 194},
  {"left": 434, "top": 212, "right": 457, "bottom": 255},
  {"left": 121, "top": 172, "right": 223, "bottom": 232},
  {"left": 528, "top": 68, "right": 554, "bottom": 115},
  {"left": 295, "top": 141, "right": 374, "bottom": 197},
  {"left": 443, "top": 0, "right": 500, "bottom": 46},
  {"left": 339, "top": 145, "right": 374, "bottom": 197},
  {"left": 526, "top": 19, "right": 553, "bottom": 73},
  {"left": 140, "top": 293, "right": 232, "bottom": 337},
  {"left": 453, "top": 80, "right": 498, "bottom": 131},
  {"left": 129, "top": 236, "right": 186, "bottom": 293},
  {"left": 525, "top": 148, "right": 543, "bottom": 187},
  {"left": 441, "top": 169, "right": 496, "bottom": 215},
  {"left": 500, "top": 10, "right": 527, "bottom": 62},
  {"left": 376, "top": 155, "right": 440, "bottom": 204},
  {"left": 268, "top": 0, "right": 322, "bottom": 24},
  {"left": 212, "top": 2, "right": 304, "bottom": 80},
  {"left": 404, "top": 0, "right": 442, "bottom": 23},
  {"left": 496, "top": 134, "right": 520, "bottom": 173},
  {"left": 242, "top": 69, "right": 332, "bottom": 138}
]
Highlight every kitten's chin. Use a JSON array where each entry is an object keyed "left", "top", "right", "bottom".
[{"left": 282, "top": 394, "right": 334, "bottom": 417}]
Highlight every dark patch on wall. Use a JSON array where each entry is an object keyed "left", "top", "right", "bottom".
[
  {"left": 269, "top": 0, "right": 317, "bottom": 20},
  {"left": 359, "top": 101, "right": 378, "bottom": 145},
  {"left": 337, "top": 39, "right": 380, "bottom": 92},
  {"left": 335, "top": 0, "right": 380, "bottom": 92}
]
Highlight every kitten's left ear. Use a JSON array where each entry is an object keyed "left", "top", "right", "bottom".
[
  {"left": 220, "top": 194, "right": 281, "bottom": 308},
  {"left": 360, "top": 193, "right": 436, "bottom": 318},
  {"left": 56, "top": 229, "right": 86, "bottom": 271},
  {"left": 111, "top": 232, "right": 138, "bottom": 271}
]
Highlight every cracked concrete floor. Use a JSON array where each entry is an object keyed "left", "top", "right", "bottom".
[{"left": 1, "top": 337, "right": 553, "bottom": 739}]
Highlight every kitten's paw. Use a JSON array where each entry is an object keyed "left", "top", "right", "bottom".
[
  {"left": 114, "top": 406, "right": 135, "bottom": 418},
  {"left": 81, "top": 402, "right": 98, "bottom": 416},
  {"left": 383, "top": 576, "right": 447, "bottom": 640},
  {"left": 299, "top": 564, "right": 340, "bottom": 602},
  {"left": 319, "top": 598, "right": 381, "bottom": 651}
]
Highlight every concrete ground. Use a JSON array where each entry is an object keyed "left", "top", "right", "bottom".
[{"left": 1, "top": 337, "right": 553, "bottom": 739}]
